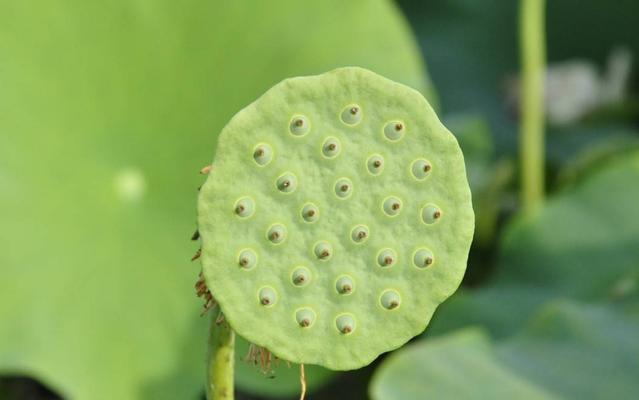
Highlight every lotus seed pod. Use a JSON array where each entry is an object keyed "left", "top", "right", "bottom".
[{"left": 197, "top": 67, "right": 474, "bottom": 370}]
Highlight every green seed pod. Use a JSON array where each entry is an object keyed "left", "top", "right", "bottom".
[
  {"left": 258, "top": 287, "right": 277, "bottom": 307},
  {"left": 335, "top": 314, "right": 356, "bottom": 335},
  {"left": 198, "top": 67, "right": 474, "bottom": 370},
  {"left": 334, "top": 178, "right": 353, "bottom": 199},
  {"left": 266, "top": 224, "right": 287, "bottom": 244},
  {"left": 237, "top": 248, "right": 257, "bottom": 270},
  {"left": 421, "top": 204, "right": 442, "bottom": 225},
  {"left": 233, "top": 197, "right": 254, "bottom": 218},
  {"left": 382, "top": 196, "right": 403, "bottom": 217},
  {"left": 322, "top": 137, "right": 341, "bottom": 158},
  {"left": 377, "top": 248, "right": 397, "bottom": 268},
  {"left": 289, "top": 115, "right": 310, "bottom": 136},
  {"left": 383, "top": 121, "right": 405, "bottom": 141},
  {"left": 301, "top": 203, "right": 319, "bottom": 223},
  {"left": 412, "top": 248, "right": 434, "bottom": 269},
  {"left": 340, "top": 104, "right": 362, "bottom": 125},
  {"left": 276, "top": 173, "right": 297, "bottom": 193},
  {"left": 296, "top": 308, "right": 316, "bottom": 328},
  {"left": 335, "top": 275, "right": 355, "bottom": 295},
  {"left": 379, "top": 290, "right": 401, "bottom": 310},
  {"left": 253, "top": 143, "right": 273, "bottom": 166},
  {"left": 367, "top": 154, "right": 385, "bottom": 175},
  {"left": 291, "top": 267, "right": 311, "bottom": 287},
  {"left": 411, "top": 159, "right": 432, "bottom": 180},
  {"left": 350, "top": 225, "right": 370, "bottom": 244}
]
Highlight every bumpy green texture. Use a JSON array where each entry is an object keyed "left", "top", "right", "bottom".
[{"left": 198, "top": 67, "right": 473, "bottom": 370}]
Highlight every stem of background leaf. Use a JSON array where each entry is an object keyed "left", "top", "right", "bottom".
[
  {"left": 520, "top": 0, "right": 546, "bottom": 211},
  {"left": 207, "top": 312, "right": 235, "bottom": 400}
]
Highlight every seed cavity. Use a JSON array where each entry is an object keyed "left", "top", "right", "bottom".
[
  {"left": 291, "top": 267, "right": 311, "bottom": 287},
  {"left": 253, "top": 143, "right": 273, "bottom": 166},
  {"left": 411, "top": 159, "right": 432, "bottom": 180},
  {"left": 267, "top": 224, "right": 287, "bottom": 244},
  {"left": 334, "top": 178, "right": 353, "bottom": 199},
  {"left": 340, "top": 104, "right": 362, "bottom": 125},
  {"left": 295, "top": 308, "right": 316, "bottom": 328},
  {"left": 335, "top": 275, "right": 355, "bottom": 295},
  {"left": 258, "top": 287, "right": 277, "bottom": 307},
  {"left": 301, "top": 203, "right": 319, "bottom": 223},
  {"left": 380, "top": 290, "right": 401, "bottom": 310},
  {"left": 383, "top": 196, "right": 403, "bottom": 217},
  {"left": 377, "top": 248, "right": 397, "bottom": 268},
  {"left": 413, "top": 248, "right": 435, "bottom": 269},
  {"left": 314, "top": 241, "right": 333, "bottom": 261},
  {"left": 289, "top": 115, "right": 310, "bottom": 136},
  {"left": 384, "top": 121, "right": 405, "bottom": 141},
  {"left": 421, "top": 204, "right": 442, "bottom": 225},
  {"left": 350, "top": 225, "right": 370, "bottom": 244},
  {"left": 335, "top": 314, "right": 355, "bottom": 335},
  {"left": 234, "top": 197, "right": 255, "bottom": 218},
  {"left": 366, "top": 154, "right": 384, "bottom": 175},
  {"left": 322, "top": 137, "right": 341, "bottom": 158},
  {"left": 276, "top": 173, "right": 297, "bottom": 193},
  {"left": 237, "top": 248, "right": 257, "bottom": 270}
]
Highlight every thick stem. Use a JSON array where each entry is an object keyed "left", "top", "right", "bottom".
[
  {"left": 519, "top": 0, "right": 546, "bottom": 211},
  {"left": 207, "top": 312, "right": 235, "bottom": 400}
]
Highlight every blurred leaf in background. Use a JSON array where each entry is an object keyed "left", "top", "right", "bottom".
[{"left": 0, "top": 1, "right": 434, "bottom": 398}]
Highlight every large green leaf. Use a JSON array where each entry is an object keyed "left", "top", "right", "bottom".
[
  {"left": 370, "top": 328, "right": 555, "bottom": 400},
  {"left": 0, "top": 1, "right": 432, "bottom": 398},
  {"left": 371, "top": 302, "right": 639, "bottom": 399},
  {"left": 495, "top": 151, "right": 639, "bottom": 301}
]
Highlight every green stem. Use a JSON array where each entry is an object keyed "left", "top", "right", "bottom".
[
  {"left": 206, "top": 312, "right": 235, "bottom": 400},
  {"left": 519, "top": 0, "right": 546, "bottom": 211}
]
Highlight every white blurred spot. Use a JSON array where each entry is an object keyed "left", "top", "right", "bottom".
[{"left": 114, "top": 167, "right": 147, "bottom": 202}]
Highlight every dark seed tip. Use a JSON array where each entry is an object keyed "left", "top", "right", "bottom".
[{"left": 394, "top": 123, "right": 403, "bottom": 131}]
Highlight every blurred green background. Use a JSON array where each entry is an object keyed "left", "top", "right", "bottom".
[{"left": 1, "top": 1, "right": 637, "bottom": 399}]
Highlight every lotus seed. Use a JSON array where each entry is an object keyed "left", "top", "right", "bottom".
[
  {"left": 334, "top": 178, "right": 353, "bottom": 199},
  {"left": 238, "top": 249, "right": 257, "bottom": 270},
  {"left": 253, "top": 143, "right": 273, "bottom": 166},
  {"left": 234, "top": 197, "right": 254, "bottom": 218},
  {"left": 289, "top": 115, "right": 310, "bottom": 136},
  {"left": 314, "top": 241, "right": 333, "bottom": 261},
  {"left": 322, "top": 137, "right": 341, "bottom": 158},
  {"left": 301, "top": 203, "right": 319, "bottom": 223},
  {"left": 258, "top": 287, "right": 277, "bottom": 306},
  {"left": 267, "top": 224, "right": 287, "bottom": 244},
  {"left": 421, "top": 204, "right": 442, "bottom": 225},
  {"left": 366, "top": 154, "right": 384, "bottom": 175},
  {"left": 340, "top": 104, "right": 362, "bottom": 125},
  {"left": 335, "top": 275, "right": 354, "bottom": 295},
  {"left": 296, "top": 308, "right": 316, "bottom": 328},
  {"left": 350, "top": 225, "right": 370, "bottom": 244},
  {"left": 276, "top": 173, "right": 297, "bottom": 193},
  {"left": 384, "top": 121, "right": 405, "bottom": 141},
  {"left": 413, "top": 248, "right": 434, "bottom": 268},
  {"left": 411, "top": 159, "right": 432, "bottom": 180},
  {"left": 380, "top": 290, "right": 401, "bottom": 310},
  {"left": 335, "top": 314, "right": 355, "bottom": 334},
  {"left": 377, "top": 248, "right": 397, "bottom": 267},
  {"left": 383, "top": 196, "right": 403, "bottom": 217},
  {"left": 291, "top": 267, "right": 311, "bottom": 287}
]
